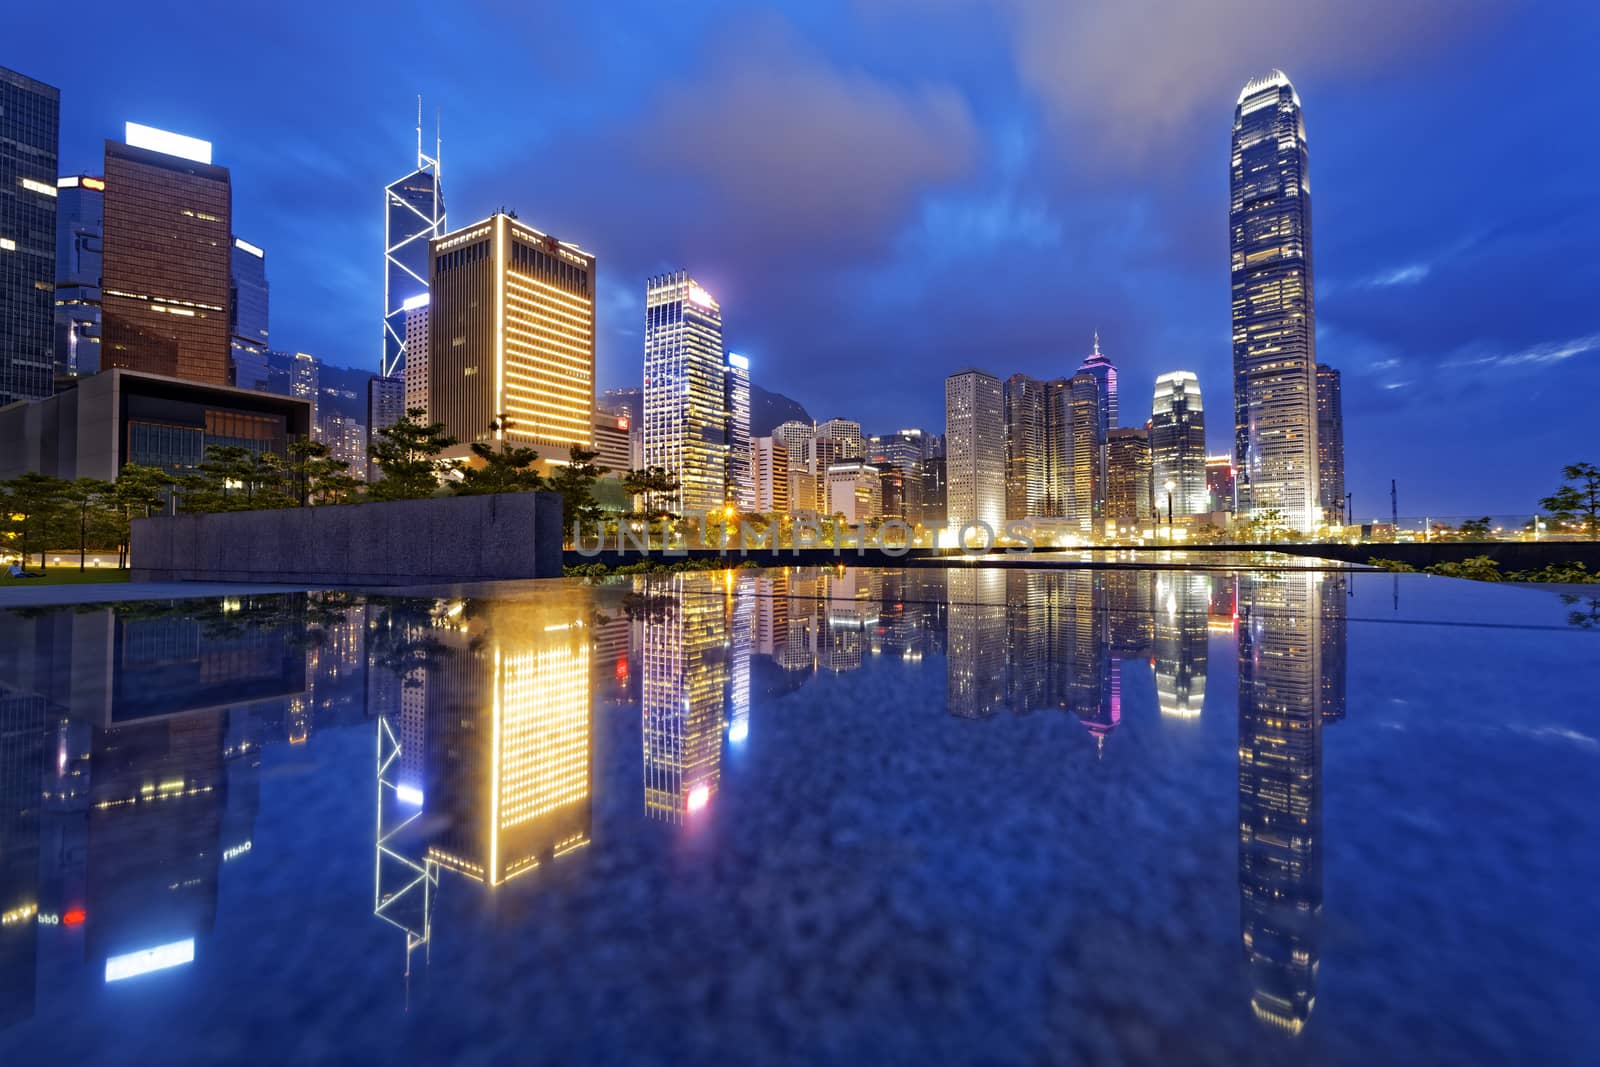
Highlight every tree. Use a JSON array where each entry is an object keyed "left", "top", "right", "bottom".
[
  {"left": 111, "top": 464, "right": 177, "bottom": 567},
  {"left": 178, "top": 445, "right": 291, "bottom": 512},
  {"left": 1539, "top": 462, "right": 1600, "bottom": 540},
  {"left": 286, "top": 439, "right": 361, "bottom": 506},
  {"left": 368, "top": 407, "right": 458, "bottom": 501},
  {"left": 454, "top": 417, "right": 545, "bottom": 496},
  {"left": 548, "top": 444, "right": 609, "bottom": 533},
  {"left": 623, "top": 466, "right": 680, "bottom": 521},
  {"left": 2, "top": 473, "right": 68, "bottom": 569},
  {"left": 1457, "top": 516, "right": 1493, "bottom": 539},
  {"left": 60, "top": 478, "right": 115, "bottom": 570}
]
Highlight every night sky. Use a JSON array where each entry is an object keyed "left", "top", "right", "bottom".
[{"left": 11, "top": 1, "right": 1598, "bottom": 516}]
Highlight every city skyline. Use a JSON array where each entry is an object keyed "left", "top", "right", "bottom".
[{"left": 6, "top": 3, "right": 1596, "bottom": 514}]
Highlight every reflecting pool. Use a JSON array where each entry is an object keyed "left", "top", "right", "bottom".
[{"left": 0, "top": 567, "right": 1597, "bottom": 1065}]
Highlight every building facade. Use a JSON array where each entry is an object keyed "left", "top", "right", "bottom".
[
  {"left": 401, "top": 297, "right": 429, "bottom": 418},
  {"left": 1231, "top": 71, "right": 1320, "bottom": 530},
  {"left": 365, "top": 374, "right": 405, "bottom": 481},
  {"left": 53, "top": 174, "right": 102, "bottom": 383},
  {"left": 1064, "top": 373, "right": 1104, "bottom": 532},
  {"left": 643, "top": 272, "right": 725, "bottom": 515},
  {"left": 1076, "top": 332, "right": 1118, "bottom": 441},
  {"left": 1004, "top": 374, "right": 1045, "bottom": 520},
  {"left": 750, "top": 436, "right": 789, "bottom": 514},
  {"left": 430, "top": 213, "right": 596, "bottom": 468},
  {"left": 944, "top": 369, "right": 1005, "bottom": 535},
  {"left": 289, "top": 352, "right": 320, "bottom": 427},
  {"left": 1, "top": 67, "right": 61, "bottom": 405},
  {"left": 228, "top": 236, "right": 268, "bottom": 389},
  {"left": 382, "top": 114, "right": 445, "bottom": 379},
  {"left": 1151, "top": 371, "right": 1208, "bottom": 518},
  {"left": 1315, "top": 364, "right": 1345, "bottom": 524},
  {"left": 726, "top": 353, "right": 752, "bottom": 509},
  {"left": 1105, "top": 427, "right": 1152, "bottom": 527},
  {"left": 825, "top": 462, "right": 883, "bottom": 524},
  {"left": 592, "top": 409, "right": 631, "bottom": 473},
  {"left": 1206, "top": 455, "right": 1237, "bottom": 514}
]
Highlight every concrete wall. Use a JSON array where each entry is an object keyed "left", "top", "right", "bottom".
[{"left": 132, "top": 491, "right": 562, "bottom": 584}]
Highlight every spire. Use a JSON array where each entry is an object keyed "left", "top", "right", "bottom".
[
  {"left": 415, "top": 95, "right": 423, "bottom": 169},
  {"left": 1093, "top": 330, "right": 1100, "bottom": 357}
]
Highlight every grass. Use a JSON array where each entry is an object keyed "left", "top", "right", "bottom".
[{"left": 1, "top": 565, "right": 132, "bottom": 587}]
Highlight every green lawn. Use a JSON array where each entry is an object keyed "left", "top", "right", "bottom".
[{"left": 1, "top": 566, "right": 131, "bottom": 586}]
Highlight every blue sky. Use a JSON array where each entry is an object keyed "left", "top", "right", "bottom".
[{"left": 10, "top": 0, "right": 1598, "bottom": 515}]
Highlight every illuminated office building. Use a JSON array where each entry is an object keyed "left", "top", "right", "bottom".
[
  {"left": 289, "top": 351, "right": 320, "bottom": 427},
  {"left": 1150, "top": 371, "right": 1208, "bottom": 518},
  {"left": 591, "top": 409, "right": 631, "bottom": 473},
  {"left": 945, "top": 369, "right": 1005, "bottom": 534},
  {"left": 228, "top": 237, "right": 268, "bottom": 388},
  {"left": 1206, "top": 455, "right": 1237, "bottom": 514},
  {"left": 382, "top": 107, "right": 445, "bottom": 379},
  {"left": 1238, "top": 571, "right": 1325, "bottom": 1035},
  {"left": 866, "top": 429, "right": 929, "bottom": 476},
  {"left": 810, "top": 418, "right": 863, "bottom": 511},
  {"left": 318, "top": 410, "right": 366, "bottom": 475},
  {"left": 1004, "top": 374, "right": 1045, "bottom": 520},
  {"left": 430, "top": 212, "right": 596, "bottom": 467},
  {"left": 947, "top": 568, "right": 1008, "bottom": 718},
  {"left": 1232, "top": 71, "right": 1321, "bottom": 530},
  {"left": 1, "top": 67, "right": 60, "bottom": 404},
  {"left": 401, "top": 295, "right": 429, "bottom": 417},
  {"left": 102, "top": 123, "right": 231, "bottom": 385},
  {"left": 750, "top": 436, "right": 790, "bottom": 513},
  {"left": 1316, "top": 364, "right": 1345, "bottom": 524},
  {"left": 1105, "top": 428, "right": 1152, "bottom": 526},
  {"left": 773, "top": 419, "right": 816, "bottom": 512},
  {"left": 825, "top": 461, "right": 883, "bottom": 523},
  {"left": 1065, "top": 373, "right": 1103, "bottom": 532},
  {"left": 424, "top": 598, "right": 593, "bottom": 885},
  {"left": 642, "top": 579, "right": 727, "bottom": 821},
  {"left": 366, "top": 374, "right": 405, "bottom": 480},
  {"left": 1075, "top": 332, "right": 1118, "bottom": 438},
  {"left": 643, "top": 271, "right": 726, "bottom": 514},
  {"left": 53, "top": 174, "right": 103, "bottom": 382},
  {"left": 726, "top": 352, "right": 752, "bottom": 509}
]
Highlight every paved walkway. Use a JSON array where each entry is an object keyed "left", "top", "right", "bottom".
[{"left": 0, "top": 580, "right": 323, "bottom": 609}]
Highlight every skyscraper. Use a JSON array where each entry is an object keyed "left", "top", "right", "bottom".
[
  {"left": 430, "top": 213, "right": 596, "bottom": 468},
  {"left": 401, "top": 295, "right": 429, "bottom": 417},
  {"left": 773, "top": 419, "right": 816, "bottom": 514},
  {"left": 366, "top": 374, "right": 405, "bottom": 481},
  {"left": 944, "top": 369, "right": 1005, "bottom": 535},
  {"left": 1065, "top": 372, "right": 1103, "bottom": 532},
  {"left": 726, "top": 352, "right": 752, "bottom": 509},
  {"left": 290, "top": 351, "right": 320, "bottom": 427},
  {"left": 53, "top": 174, "right": 103, "bottom": 382},
  {"left": 1206, "top": 455, "right": 1237, "bottom": 514},
  {"left": 643, "top": 271, "right": 726, "bottom": 515},
  {"left": 1, "top": 67, "right": 60, "bottom": 405},
  {"left": 1150, "top": 371, "right": 1208, "bottom": 518},
  {"left": 750, "top": 436, "right": 789, "bottom": 513},
  {"left": 1004, "top": 374, "right": 1045, "bottom": 520},
  {"left": 1105, "top": 427, "right": 1152, "bottom": 527},
  {"left": 1076, "top": 332, "right": 1118, "bottom": 439},
  {"left": 1316, "top": 364, "right": 1345, "bottom": 524},
  {"left": 382, "top": 105, "right": 445, "bottom": 379},
  {"left": 229, "top": 237, "right": 268, "bottom": 388},
  {"left": 1231, "top": 71, "right": 1320, "bottom": 530},
  {"left": 102, "top": 123, "right": 231, "bottom": 385}
]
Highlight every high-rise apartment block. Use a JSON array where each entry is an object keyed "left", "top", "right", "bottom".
[
  {"left": 643, "top": 271, "right": 725, "bottom": 514},
  {"left": 750, "top": 436, "right": 789, "bottom": 514},
  {"left": 1315, "top": 364, "right": 1345, "bottom": 524},
  {"left": 944, "top": 369, "right": 1005, "bottom": 534},
  {"left": 1106, "top": 427, "right": 1152, "bottom": 526},
  {"left": 430, "top": 213, "right": 596, "bottom": 468},
  {"left": 1, "top": 67, "right": 60, "bottom": 405},
  {"left": 1231, "top": 71, "right": 1320, "bottom": 530},
  {"left": 1151, "top": 371, "right": 1207, "bottom": 518}
]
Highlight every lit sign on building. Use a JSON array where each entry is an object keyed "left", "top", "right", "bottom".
[
  {"left": 727, "top": 352, "right": 750, "bottom": 370},
  {"left": 400, "top": 292, "right": 430, "bottom": 312},
  {"left": 124, "top": 122, "right": 213, "bottom": 165},
  {"left": 105, "top": 939, "right": 196, "bottom": 982},
  {"left": 688, "top": 285, "right": 715, "bottom": 309},
  {"left": 233, "top": 237, "right": 264, "bottom": 258}
]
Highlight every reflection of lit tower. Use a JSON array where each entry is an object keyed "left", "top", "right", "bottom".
[
  {"left": 728, "top": 575, "right": 754, "bottom": 745},
  {"left": 643, "top": 578, "right": 727, "bottom": 821},
  {"left": 424, "top": 598, "right": 593, "bottom": 884},
  {"left": 1319, "top": 575, "right": 1347, "bottom": 723},
  {"left": 819, "top": 570, "right": 876, "bottom": 674},
  {"left": 946, "top": 568, "right": 1007, "bottom": 718},
  {"left": 1066, "top": 572, "right": 1115, "bottom": 751},
  {"left": 1238, "top": 572, "right": 1328, "bottom": 1035},
  {"left": 1154, "top": 573, "right": 1211, "bottom": 719},
  {"left": 0, "top": 686, "right": 47, "bottom": 1029}
]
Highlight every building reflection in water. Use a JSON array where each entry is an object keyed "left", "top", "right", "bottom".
[
  {"left": 1236, "top": 571, "right": 1347, "bottom": 1036},
  {"left": 641, "top": 577, "right": 728, "bottom": 821}
]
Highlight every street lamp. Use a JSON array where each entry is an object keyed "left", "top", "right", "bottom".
[{"left": 1164, "top": 479, "right": 1176, "bottom": 535}]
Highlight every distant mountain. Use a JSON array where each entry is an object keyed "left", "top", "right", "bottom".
[{"left": 751, "top": 383, "right": 811, "bottom": 437}]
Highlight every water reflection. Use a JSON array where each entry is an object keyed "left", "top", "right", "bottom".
[{"left": 0, "top": 567, "right": 1358, "bottom": 1045}]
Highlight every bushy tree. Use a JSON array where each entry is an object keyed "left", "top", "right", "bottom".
[
  {"left": 1540, "top": 462, "right": 1600, "bottom": 539},
  {"left": 454, "top": 417, "right": 544, "bottom": 496},
  {"left": 368, "top": 407, "right": 458, "bottom": 501},
  {"left": 111, "top": 464, "right": 177, "bottom": 567},
  {"left": 287, "top": 438, "right": 362, "bottom": 506},
  {"left": 59, "top": 478, "right": 115, "bottom": 570},
  {"left": 180, "top": 445, "right": 292, "bottom": 512},
  {"left": 2, "top": 472, "right": 68, "bottom": 569},
  {"left": 548, "top": 444, "right": 609, "bottom": 532},
  {"left": 622, "top": 466, "right": 680, "bottom": 521}
]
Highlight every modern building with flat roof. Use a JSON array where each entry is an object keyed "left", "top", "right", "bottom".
[
  {"left": 1, "top": 66, "right": 61, "bottom": 406},
  {"left": 0, "top": 367, "right": 311, "bottom": 481}
]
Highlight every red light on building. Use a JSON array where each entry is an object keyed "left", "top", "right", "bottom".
[
  {"left": 616, "top": 414, "right": 629, "bottom": 431},
  {"left": 615, "top": 656, "right": 629, "bottom": 681},
  {"left": 63, "top": 908, "right": 86, "bottom": 926}
]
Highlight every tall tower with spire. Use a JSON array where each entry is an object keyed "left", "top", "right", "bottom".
[
  {"left": 1076, "top": 331, "right": 1118, "bottom": 437},
  {"left": 382, "top": 98, "right": 446, "bottom": 379}
]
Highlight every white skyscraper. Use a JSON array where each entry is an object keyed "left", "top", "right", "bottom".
[
  {"left": 944, "top": 369, "right": 1005, "bottom": 535},
  {"left": 643, "top": 272, "right": 726, "bottom": 515}
]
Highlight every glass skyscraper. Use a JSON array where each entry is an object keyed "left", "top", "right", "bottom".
[
  {"left": 643, "top": 271, "right": 727, "bottom": 515},
  {"left": 1150, "top": 371, "right": 1207, "bottom": 517},
  {"left": 53, "top": 174, "right": 103, "bottom": 381},
  {"left": 1231, "top": 70, "right": 1320, "bottom": 530},
  {"left": 944, "top": 369, "right": 1005, "bottom": 535},
  {"left": 382, "top": 110, "right": 445, "bottom": 379},
  {"left": 1, "top": 66, "right": 60, "bottom": 405},
  {"left": 1316, "top": 364, "right": 1345, "bottom": 523},
  {"left": 725, "top": 352, "right": 752, "bottom": 510},
  {"left": 1075, "top": 332, "right": 1118, "bottom": 439},
  {"left": 229, "top": 237, "right": 269, "bottom": 388}
]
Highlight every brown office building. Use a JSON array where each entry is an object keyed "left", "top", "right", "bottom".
[
  {"left": 429, "top": 212, "right": 595, "bottom": 469},
  {"left": 101, "top": 128, "right": 231, "bottom": 385},
  {"left": 1106, "top": 427, "right": 1152, "bottom": 526}
]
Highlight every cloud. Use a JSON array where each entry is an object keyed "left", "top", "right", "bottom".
[
  {"left": 999, "top": 0, "right": 1511, "bottom": 160},
  {"left": 1364, "top": 263, "right": 1431, "bottom": 288},
  {"left": 1446, "top": 331, "right": 1600, "bottom": 371}
]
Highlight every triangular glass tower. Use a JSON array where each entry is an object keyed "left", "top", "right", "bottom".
[{"left": 382, "top": 99, "right": 445, "bottom": 379}]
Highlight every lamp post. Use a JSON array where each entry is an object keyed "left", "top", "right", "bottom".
[{"left": 1164, "top": 479, "right": 1176, "bottom": 539}]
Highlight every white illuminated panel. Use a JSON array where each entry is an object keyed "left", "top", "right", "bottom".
[
  {"left": 727, "top": 352, "right": 749, "bottom": 370},
  {"left": 0, "top": 238, "right": 15, "bottom": 252},
  {"left": 105, "top": 938, "right": 195, "bottom": 982},
  {"left": 21, "top": 178, "right": 57, "bottom": 197},
  {"left": 58, "top": 175, "right": 80, "bottom": 189},
  {"left": 124, "top": 122, "right": 213, "bottom": 165},
  {"left": 233, "top": 237, "right": 264, "bottom": 258},
  {"left": 395, "top": 783, "right": 424, "bottom": 806},
  {"left": 400, "top": 292, "right": 430, "bottom": 311}
]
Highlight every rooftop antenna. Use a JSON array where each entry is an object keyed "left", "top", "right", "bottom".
[
  {"left": 1092, "top": 330, "right": 1100, "bottom": 356},
  {"left": 415, "top": 94, "right": 423, "bottom": 169}
]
